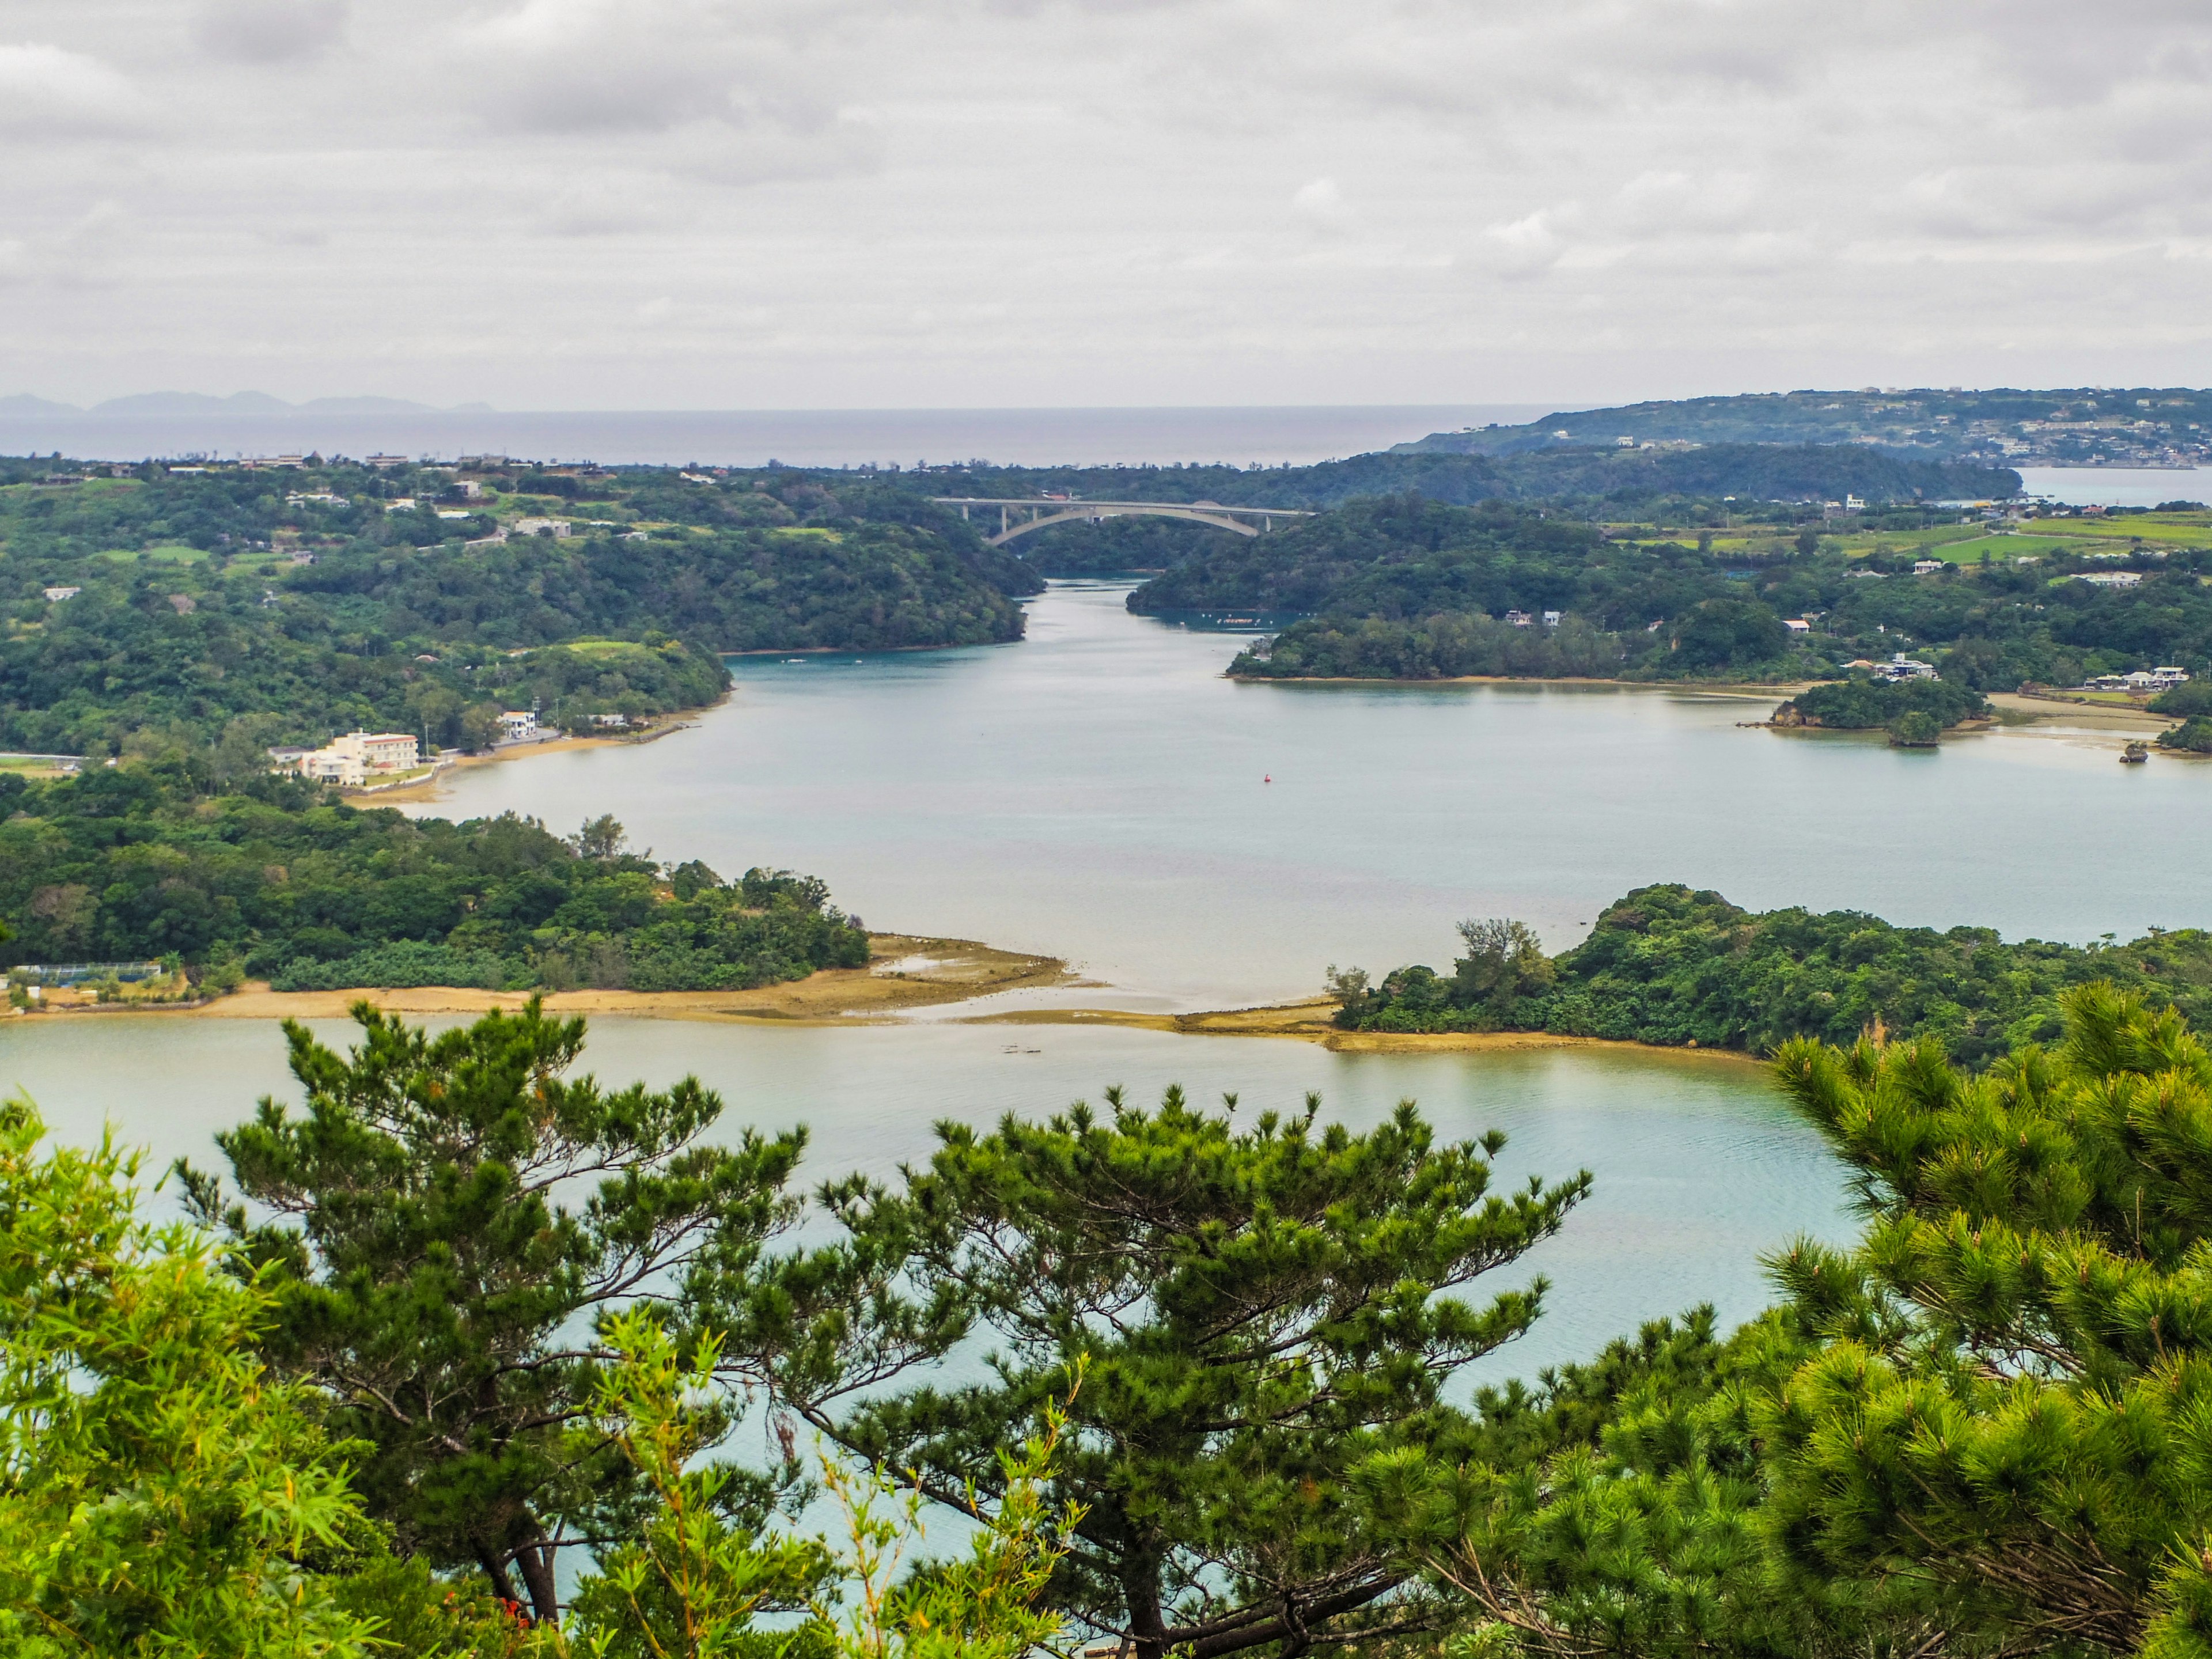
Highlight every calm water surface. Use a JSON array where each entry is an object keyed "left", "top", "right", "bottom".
[
  {"left": 0, "top": 1016, "right": 1846, "bottom": 1381},
  {"left": 409, "top": 581, "right": 2210, "bottom": 1011},
  {"left": 12, "top": 578, "right": 2196, "bottom": 1380}
]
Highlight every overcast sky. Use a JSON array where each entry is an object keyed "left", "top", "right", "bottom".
[{"left": 4, "top": 1, "right": 2211, "bottom": 409}]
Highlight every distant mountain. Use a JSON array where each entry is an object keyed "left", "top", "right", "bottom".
[
  {"left": 1394, "top": 387, "right": 2212, "bottom": 469},
  {"left": 91, "top": 391, "right": 298, "bottom": 416},
  {"left": 297, "top": 396, "right": 444, "bottom": 414},
  {"left": 0, "top": 395, "right": 85, "bottom": 416}
]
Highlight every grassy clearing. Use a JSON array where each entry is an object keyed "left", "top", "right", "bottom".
[{"left": 95, "top": 543, "right": 213, "bottom": 566}]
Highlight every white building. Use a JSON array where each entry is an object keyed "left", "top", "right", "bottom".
[
  {"left": 1913, "top": 559, "right": 1946, "bottom": 575},
  {"left": 1785, "top": 619, "right": 1812, "bottom": 634},
  {"left": 43, "top": 586, "right": 81, "bottom": 602},
  {"left": 514, "top": 517, "right": 572, "bottom": 537},
  {"left": 1877, "top": 653, "right": 1939, "bottom": 682},
  {"left": 2077, "top": 571, "right": 2144, "bottom": 588},
  {"left": 1505, "top": 609, "right": 1533, "bottom": 627},
  {"left": 499, "top": 710, "right": 539, "bottom": 742},
  {"left": 287, "top": 730, "right": 421, "bottom": 787},
  {"left": 1541, "top": 610, "right": 1562, "bottom": 627}
]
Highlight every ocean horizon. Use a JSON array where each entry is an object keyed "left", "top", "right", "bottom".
[{"left": 0, "top": 403, "right": 1553, "bottom": 470}]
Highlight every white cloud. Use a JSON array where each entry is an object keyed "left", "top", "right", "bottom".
[
  {"left": 1292, "top": 177, "right": 1354, "bottom": 237},
  {"left": 0, "top": 41, "right": 140, "bottom": 136}
]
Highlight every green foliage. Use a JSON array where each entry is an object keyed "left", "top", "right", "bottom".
[
  {"left": 1375, "top": 986, "right": 2212, "bottom": 1659},
  {"left": 0, "top": 763, "right": 868, "bottom": 993},
  {"left": 735, "top": 1086, "right": 1589, "bottom": 1658},
  {"left": 179, "top": 1002, "right": 814, "bottom": 1624},
  {"left": 1392, "top": 384, "right": 2194, "bottom": 469},
  {"left": 0, "top": 1096, "right": 376, "bottom": 1658},
  {"left": 556, "top": 1311, "right": 1074, "bottom": 1659},
  {"left": 1756, "top": 988, "right": 2212, "bottom": 1654},
  {"left": 2150, "top": 679, "right": 2212, "bottom": 717},
  {"left": 916, "top": 443, "right": 2013, "bottom": 514},
  {"left": 1668, "top": 597, "right": 1789, "bottom": 672},
  {"left": 2161, "top": 715, "right": 2212, "bottom": 753},
  {"left": 1137, "top": 496, "right": 1813, "bottom": 683},
  {"left": 1774, "top": 674, "right": 1988, "bottom": 731},
  {"left": 1334, "top": 883, "right": 2212, "bottom": 1066},
  {"left": 1885, "top": 709, "right": 1942, "bottom": 747},
  {"left": 0, "top": 463, "right": 1035, "bottom": 755}
]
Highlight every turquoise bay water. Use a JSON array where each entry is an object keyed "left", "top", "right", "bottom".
[
  {"left": 12, "top": 578, "right": 2202, "bottom": 1380},
  {"left": 409, "top": 581, "right": 2208, "bottom": 1012},
  {"left": 0, "top": 1015, "right": 1843, "bottom": 1381}
]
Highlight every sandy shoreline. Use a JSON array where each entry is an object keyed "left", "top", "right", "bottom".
[
  {"left": 962, "top": 996, "right": 1765, "bottom": 1063},
  {"left": 360, "top": 699, "right": 722, "bottom": 806},
  {"left": 13, "top": 935, "right": 1073, "bottom": 1025},
  {"left": 1229, "top": 673, "right": 1808, "bottom": 698},
  {"left": 14, "top": 960, "right": 1755, "bottom": 1066}
]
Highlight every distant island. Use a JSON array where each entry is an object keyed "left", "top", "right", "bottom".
[{"left": 1393, "top": 384, "right": 2212, "bottom": 469}]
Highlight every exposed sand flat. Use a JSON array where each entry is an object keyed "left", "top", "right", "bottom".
[
  {"left": 967, "top": 997, "right": 1762, "bottom": 1063},
  {"left": 1986, "top": 691, "right": 2174, "bottom": 729},
  {"left": 164, "top": 935, "right": 1069, "bottom": 1024}
]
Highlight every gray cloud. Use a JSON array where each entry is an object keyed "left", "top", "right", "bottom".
[
  {"left": 193, "top": 0, "right": 349, "bottom": 64},
  {"left": 2, "top": 0, "right": 2212, "bottom": 407}
]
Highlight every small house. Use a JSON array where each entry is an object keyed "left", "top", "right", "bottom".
[{"left": 499, "top": 710, "right": 539, "bottom": 743}]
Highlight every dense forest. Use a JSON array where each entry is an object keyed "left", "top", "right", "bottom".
[
  {"left": 0, "top": 457, "right": 1037, "bottom": 754},
  {"left": 0, "top": 759, "right": 867, "bottom": 993},
  {"left": 1772, "top": 675, "right": 1990, "bottom": 732},
  {"left": 1108, "top": 494, "right": 2212, "bottom": 685},
  {"left": 1330, "top": 881, "right": 2212, "bottom": 1065},
  {"left": 914, "top": 441, "right": 2015, "bottom": 516}
]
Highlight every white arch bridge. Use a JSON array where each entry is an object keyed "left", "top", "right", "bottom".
[{"left": 932, "top": 497, "right": 1313, "bottom": 547}]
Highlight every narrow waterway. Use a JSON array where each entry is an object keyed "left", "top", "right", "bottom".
[
  {"left": 14, "top": 579, "right": 2198, "bottom": 1381},
  {"left": 410, "top": 581, "right": 2205, "bottom": 1012}
]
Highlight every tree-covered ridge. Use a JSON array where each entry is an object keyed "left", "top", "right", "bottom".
[
  {"left": 1330, "top": 882, "right": 2212, "bottom": 1066},
  {"left": 0, "top": 760, "right": 867, "bottom": 994},
  {"left": 1134, "top": 494, "right": 2212, "bottom": 685},
  {"left": 910, "top": 442, "right": 2015, "bottom": 516},
  {"left": 1393, "top": 383, "right": 2212, "bottom": 467},
  {"left": 1137, "top": 496, "right": 1819, "bottom": 680},
  {"left": 0, "top": 459, "right": 1037, "bottom": 755}
]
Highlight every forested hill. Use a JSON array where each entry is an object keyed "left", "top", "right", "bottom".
[
  {"left": 1137, "top": 493, "right": 2212, "bottom": 687},
  {"left": 0, "top": 761, "right": 869, "bottom": 995},
  {"left": 0, "top": 459, "right": 1037, "bottom": 755},
  {"left": 1395, "top": 385, "right": 2212, "bottom": 468},
  {"left": 1331, "top": 882, "right": 2212, "bottom": 1066},
  {"left": 907, "top": 442, "right": 2015, "bottom": 513}
]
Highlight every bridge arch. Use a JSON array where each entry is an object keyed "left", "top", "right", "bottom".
[{"left": 931, "top": 497, "right": 1310, "bottom": 547}]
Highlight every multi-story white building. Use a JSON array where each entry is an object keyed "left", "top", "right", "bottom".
[
  {"left": 286, "top": 730, "right": 421, "bottom": 787},
  {"left": 499, "top": 710, "right": 539, "bottom": 742}
]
